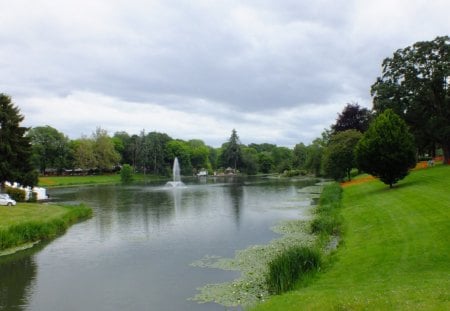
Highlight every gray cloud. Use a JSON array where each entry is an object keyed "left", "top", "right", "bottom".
[{"left": 1, "top": 0, "right": 449, "bottom": 146}]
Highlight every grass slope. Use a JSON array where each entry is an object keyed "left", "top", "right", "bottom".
[{"left": 252, "top": 165, "right": 450, "bottom": 310}]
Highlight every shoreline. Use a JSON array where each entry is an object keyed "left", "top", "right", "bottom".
[{"left": 0, "top": 203, "right": 92, "bottom": 257}]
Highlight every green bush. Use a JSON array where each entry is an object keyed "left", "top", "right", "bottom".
[
  {"left": 120, "top": 164, "right": 134, "bottom": 183},
  {"left": 5, "top": 187, "right": 26, "bottom": 202},
  {"left": 266, "top": 246, "right": 322, "bottom": 294}
]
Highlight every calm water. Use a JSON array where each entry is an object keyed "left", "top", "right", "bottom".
[{"left": 0, "top": 177, "right": 317, "bottom": 311}]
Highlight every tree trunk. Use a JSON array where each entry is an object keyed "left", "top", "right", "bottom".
[{"left": 443, "top": 143, "right": 450, "bottom": 165}]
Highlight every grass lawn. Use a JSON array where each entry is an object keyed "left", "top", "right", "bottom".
[
  {"left": 0, "top": 203, "right": 92, "bottom": 252},
  {"left": 38, "top": 173, "right": 163, "bottom": 187},
  {"left": 252, "top": 165, "right": 450, "bottom": 310},
  {"left": 0, "top": 203, "right": 69, "bottom": 230}
]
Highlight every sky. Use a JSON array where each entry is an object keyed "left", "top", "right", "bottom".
[{"left": 1, "top": 0, "right": 449, "bottom": 147}]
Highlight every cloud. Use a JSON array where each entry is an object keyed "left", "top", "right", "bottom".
[{"left": 2, "top": 0, "right": 449, "bottom": 147}]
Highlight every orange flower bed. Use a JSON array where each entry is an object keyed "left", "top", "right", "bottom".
[{"left": 340, "top": 175, "right": 375, "bottom": 188}]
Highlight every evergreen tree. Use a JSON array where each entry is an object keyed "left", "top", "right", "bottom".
[
  {"left": 0, "top": 94, "right": 37, "bottom": 187},
  {"left": 355, "top": 109, "right": 416, "bottom": 188},
  {"left": 222, "top": 129, "right": 242, "bottom": 170}
]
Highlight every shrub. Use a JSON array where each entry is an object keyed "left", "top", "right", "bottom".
[
  {"left": 266, "top": 246, "right": 322, "bottom": 294},
  {"left": 5, "top": 187, "right": 26, "bottom": 202},
  {"left": 120, "top": 164, "right": 134, "bottom": 183}
]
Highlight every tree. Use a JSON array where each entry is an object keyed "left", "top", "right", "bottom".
[
  {"left": 221, "top": 129, "right": 242, "bottom": 170},
  {"left": 92, "top": 128, "right": 121, "bottom": 172},
  {"left": 303, "top": 140, "right": 324, "bottom": 176},
  {"left": 371, "top": 36, "right": 450, "bottom": 163},
  {"left": 72, "top": 137, "right": 97, "bottom": 170},
  {"left": 28, "top": 126, "right": 70, "bottom": 174},
  {"left": 293, "top": 143, "right": 308, "bottom": 169},
  {"left": 0, "top": 94, "right": 37, "bottom": 187},
  {"left": 331, "top": 103, "right": 372, "bottom": 133},
  {"left": 272, "top": 146, "right": 293, "bottom": 173},
  {"left": 323, "top": 130, "right": 362, "bottom": 181},
  {"left": 241, "top": 146, "right": 259, "bottom": 175},
  {"left": 355, "top": 109, "right": 416, "bottom": 188}
]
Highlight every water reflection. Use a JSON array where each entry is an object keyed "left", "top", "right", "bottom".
[
  {"left": 227, "top": 183, "right": 244, "bottom": 228},
  {"left": 0, "top": 246, "right": 41, "bottom": 310},
  {"left": 0, "top": 177, "right": 319, "bottom": 311}
]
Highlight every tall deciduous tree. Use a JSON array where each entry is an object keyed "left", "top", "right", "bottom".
[
  {"left": 0, "top": 94, "right": 37, "bottom": 187},
  {"left": 28, "top": 125, "right": 70, "bottom": 174},
  {"left": 323, "top": 130, "right": 362, "bottom": 181},
  {"left": 92, "top": 127, "right": 121, "bottom": 171},
  {"left": 371, "top": 35, "right": 450, "bottom": 163},
  {"left": 355, "top": 109, "right": 416, "bottom": 188}
]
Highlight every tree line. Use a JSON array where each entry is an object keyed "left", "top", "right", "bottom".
[{"left": 1, "top": 35, "right": 448, "bottom": 188}]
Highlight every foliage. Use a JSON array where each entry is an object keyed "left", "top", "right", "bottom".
[
  {"left": 120, "top": 164, "right": 134, "bottom": 183},
  {"left": 0, "top": 204, "right": 92, "bottom": 251},
  {"left": 371, "top": 35, "right": 450, "bottom": 163},
  {"left": 303, "top": 139, "right": 324, "bottom": 176},
  {"left": 71, "top": 137, "right": 97, "bottom": 170},
  {"left": 292, "top": 143, "right": 307, "bottom": 169},
  {"left": 323, "top": 130, "right": 362, "bottom": 181},
  {"left": 221, "top": 129, "right": 242, "bottom": 170},
  {"left": 92, "top": 127, "right": 121, "bottom": 171},
  {"left": 331, "top": 103, "right": 372, "bottom": 133},
  {"left": 165, "top": 140, "right": 193, "bottom": 175},
  {"left": 266, "top": 246, "right": 321, "bottom": 294},
  {"left": 355, "top": 109, "right": 416, "bottom": 188},
  {"left": 257, "top": 152, "right": 274, "bottom": 173},
  {"left": 27, "top": 126, "right": 70, "bottom": 174},
  {"left": 5, "top": 187, "right": 26, "bottom": 202},
  {"left": 0, "top": 94, "right": 37, "bottom": 187},
  {"left": 272, "top": 147, "right": 293, "bottom": 173},
  {"left": 241, "top": 146, "right": 259, "bottom": 175}
]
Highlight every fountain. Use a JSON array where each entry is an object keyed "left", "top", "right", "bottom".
[{"left": 165, "top": 157, "right": 185, "bottom": 187}]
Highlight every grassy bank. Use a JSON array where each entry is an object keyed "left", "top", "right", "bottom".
[
  {"left": 252, "top": 165, "right": 450, "bottom": 310},
  {"left": 38, "top": 173, "right": 163, "bottom": 187},
  {"left": 0, "top": 203, "right": 92, "bottom": 252}
]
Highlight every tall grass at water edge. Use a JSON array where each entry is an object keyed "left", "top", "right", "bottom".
[
  {"left": 310, "top": 183, "right": 343, "bottom": 238},
  {"left": 0, "top": 204, "right": 92, "bottom": 251},
  {"left": 266, "top": 183, "right": 342, "bottom": 295}
]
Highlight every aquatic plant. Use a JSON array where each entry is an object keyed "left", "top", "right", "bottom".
[{"left": 266, "top": 246, "right": 321, "bottom": 294}]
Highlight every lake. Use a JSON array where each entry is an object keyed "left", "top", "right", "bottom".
[{"left": 0, "top": 176, "right": 318, "bottom": 311}]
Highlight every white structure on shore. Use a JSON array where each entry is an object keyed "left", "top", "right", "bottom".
[{"left": 4, "top": 181, "right": 49, "bottom": 201}]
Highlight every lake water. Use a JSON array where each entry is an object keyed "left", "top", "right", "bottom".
[{"left": 0, "top": 177, "right": 318, "bottom": 311}]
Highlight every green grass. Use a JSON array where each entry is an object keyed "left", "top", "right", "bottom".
[
  {"left": 38, "top": 173, "right": 162, "bottom": 187},
  {"left": 266, "top": 246, "right": 322, "bottom": 295},
  {"left": 0, "top": 203, "right": 92, "bottom": 251},
  {"left": 310, "top": 183, "right": 343, "bottom": 238},
  {"left": 252, "top": 165, "right": 450, "bottom": 310}
]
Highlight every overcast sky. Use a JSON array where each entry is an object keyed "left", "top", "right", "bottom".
[{"left": 1, "top": 0, "right": 449, "bottom": 147}]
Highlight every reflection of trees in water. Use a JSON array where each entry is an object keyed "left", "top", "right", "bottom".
[
  {"left": 0, "top": 248, "right": 40, "bottom": 311},
  {"left": 226, "top": 181, "right": 244, "bottom": 228}
]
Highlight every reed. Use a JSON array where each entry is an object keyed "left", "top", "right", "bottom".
[{"left": 266, "top": 246, "right": 321, "bottom": 294}]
